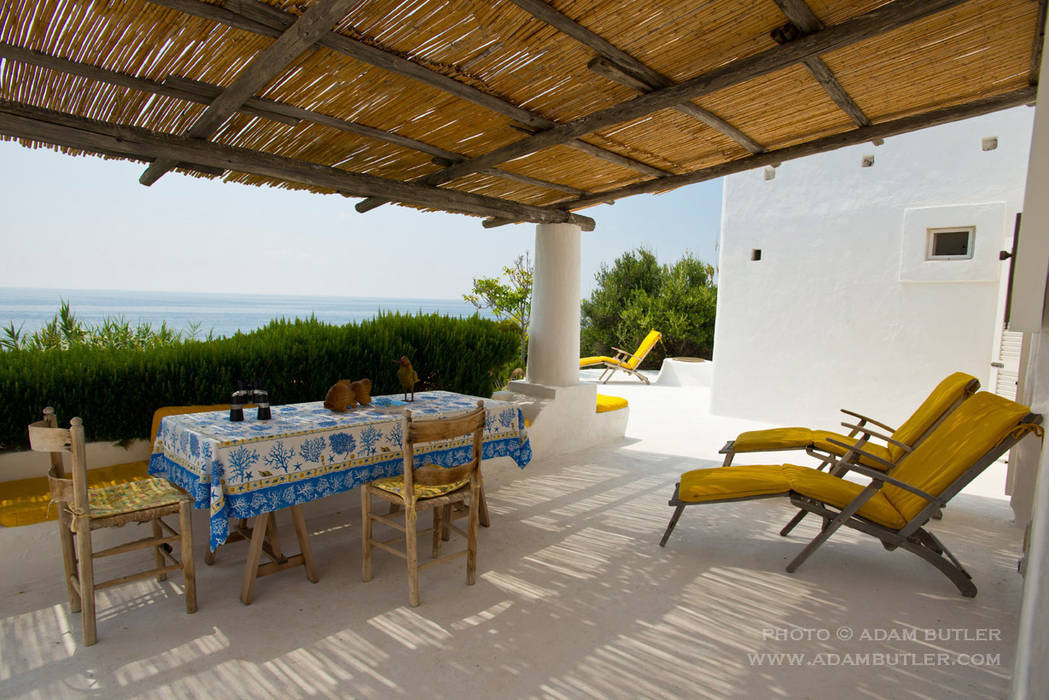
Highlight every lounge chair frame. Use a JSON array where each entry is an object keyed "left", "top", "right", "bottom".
[
  {"left": 660, "top": 411, "right": 1041, "bottom": 597},
  {"left": 581, "top": 330, "right": 662, "bottom": 385}
]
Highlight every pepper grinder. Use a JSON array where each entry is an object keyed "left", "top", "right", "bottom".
[
  {"left": 230, "top": 389, "right": 249, "bottom": 422},
  {"left": 255, "top": 389, "right": 271, "bottom": 420}
]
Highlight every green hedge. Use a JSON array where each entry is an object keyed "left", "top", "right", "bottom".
[{"left": 0, "top": 313, "right": 519, "bottom": 450}]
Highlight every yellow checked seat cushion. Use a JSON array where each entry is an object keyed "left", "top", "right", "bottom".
[
  {"left": 370, "top": 473, "right": 471, "bottom": 499},
  {"left": 677, "top": 464, "right": 908, "bottom": 529},
  {"left": 732, "top": 428, "right": 893, "bottom": 469},
  {"left": 84, "top": 477, "right": 191, "bottom": 522}
]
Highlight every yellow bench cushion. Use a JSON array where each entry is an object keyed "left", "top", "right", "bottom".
[
  {"left": 0, "top": 460, "right": 151, "bottom": 527},
  {"left": 596, "top": 394, "right": 628, "bottom": 413}
]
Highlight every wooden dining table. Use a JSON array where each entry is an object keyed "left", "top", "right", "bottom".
[{"left": 148, "top": 391, "right": 532, "bottom": 602}]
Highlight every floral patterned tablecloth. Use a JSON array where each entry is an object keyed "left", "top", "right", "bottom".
[{"left": 148, "top": 391, "right": 531, "bottom": 550}]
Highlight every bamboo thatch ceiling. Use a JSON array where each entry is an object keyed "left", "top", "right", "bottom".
[{"left": 0, "top": 0, "right": 1044, "bottom": 229}]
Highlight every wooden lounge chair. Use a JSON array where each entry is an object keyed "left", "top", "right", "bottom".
[
  {"left": 579, "top": 329, "right": 662, "bottom": 384},
  {"left": 28, "top": 408, "right": 197, "bottom": 645},
  {"left": 361, "top": 401, "right": 486, "bottom": 607},
  {"left": 659, "top": 392, "right": 1043, "bottom": 597},
  {"left": 719, "top": 371, "right": 979, "bottom": 469}
]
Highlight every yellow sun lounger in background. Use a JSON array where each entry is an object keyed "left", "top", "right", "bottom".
[
  {"left": 719, "top": 371, "right": 979, "bottom": 469},
  {"left": 579, "top": 329, "right": 662, "bottom": 384},
  {"left": 659, "top": 392, "right": 1043, "bottom": 597}
]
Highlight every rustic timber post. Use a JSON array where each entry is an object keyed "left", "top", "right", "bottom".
[{"left": 526, "top": 223, "right": 582, "bottom": 387}]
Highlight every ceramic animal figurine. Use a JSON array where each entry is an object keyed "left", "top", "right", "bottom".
[
  {"left": 396, "top": 356, "right": 419, "bottom": 401},
  {"left": 324, "top": 379, "right": 357, "bottom": 412},
  {"left": 351, "top": 378, "right": 372, "bottom": 406}
]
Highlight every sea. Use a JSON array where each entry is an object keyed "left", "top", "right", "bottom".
[{"left": 0, "top": 287, "right": 491, "bottom": 339}]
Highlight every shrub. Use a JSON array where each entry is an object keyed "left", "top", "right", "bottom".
[
  {"left": 581, "top": 247, "right": 717, "bottom": 367},
  {"left": 0, "top": 313, "right": 519, "bottom": 450}
]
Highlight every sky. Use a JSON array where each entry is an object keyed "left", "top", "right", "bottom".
[{"left": 0, "top": 140, "right": 722, "bottom": 300}]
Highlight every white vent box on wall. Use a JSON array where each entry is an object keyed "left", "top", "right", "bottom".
[{"left": 899, "top": 203, "right": 1005, "bottom": 283}]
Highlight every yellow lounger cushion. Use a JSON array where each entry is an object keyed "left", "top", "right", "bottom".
[
  {"left": 883, "top": 392, "right": 1032, "bottom": 521},
  {"left": 370, "top": 474, "right": 471, "bottom": 499},
  {"left": 733, "top": 428, "right": 893, "bottom": 469},
  {"left": 883, "top": 371, "right": 978, "bottom": 463},
  {"left": 786, "top": 466, "right": 907, "bottom": 529},
  {"left": 678, "top": 464, "right": 907, "bottom": 529},
  {"left": 679, "top": 465, "right": 797, "bottom": 503},
  {"left": 580, "top": 355, "right": 623, "bottom": 368},
  {"left": 596, "top": 394, "right": 628, "bottom": 412}
]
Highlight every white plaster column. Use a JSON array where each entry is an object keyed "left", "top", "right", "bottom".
[
  {"left": 1011, "top": 11, "right": 1049, "bottom": 699},
  {"left": 525, "top": 222, "right": 581, "bottom": 387}
]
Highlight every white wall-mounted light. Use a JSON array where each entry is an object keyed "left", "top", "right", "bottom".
[
  {"left": 861, "top": 154, "right": 875, "bottom": 167},
  {"left": 982, "top": 136, "right": 998, "bottom": 151}
]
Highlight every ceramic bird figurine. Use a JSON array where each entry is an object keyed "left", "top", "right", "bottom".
[{"left": 396, "top": 356, "right": 419, "bottom": 401}]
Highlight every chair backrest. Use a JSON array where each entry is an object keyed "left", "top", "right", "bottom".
[
  {"left": 885, "top": 369, "right": 981, "bottom": 461},
  {"left": 627, "top": 330, "right": 662, "bottom": 369},
  {"left": 886, "top": 372, "right": 979, "bottom": 462},
  {"left": 403, "top": 401, "right": 486, "bottom": 497},
  {"left": 28, "top": 407, "right": 89, "bottom": 514},
  {"left": 883, "top": 392, "right": 1040, "bottom": 522}
]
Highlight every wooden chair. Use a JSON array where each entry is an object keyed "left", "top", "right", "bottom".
[
  {"left": 579, "top": 329, "right": 662, "bottom": 384},
  {"left": 28, "top": 407, "right": 197, "bottom": 645},
  {"left": 361, "top": 401, "right": 486, "bottom": 606}
]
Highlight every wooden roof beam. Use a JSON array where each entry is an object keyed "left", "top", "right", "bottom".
[
  {"left": 147, "top": 0, "right": 669, "bottom": 179},
  {"left": 508, "top": 0, "right": 765, "bottom": 154},
  {"left": 772, "top": 0, "right": 871, "bottom": 127},
  {"left": 139, "top": 0, "right": 358, "bottom": 186},
  {"left": 562, "top": 88, "right": 1035, "bottom": 209},
  {"left": 414, "top": 0, "right": 969, "bottom": 190},
  {"left": 587, "top": 57, "right": 764, "bottom": 153},
  {"left": 0, "top": 101, "right": 594, "bottom": 230}
]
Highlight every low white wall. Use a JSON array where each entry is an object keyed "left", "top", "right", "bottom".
[{"left": 711, "top": 107, "right": 1034, "bottom": 430}]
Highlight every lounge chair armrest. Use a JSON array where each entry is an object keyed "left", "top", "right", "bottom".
[
  {"left": 609, "top": 347, "right": 641, "bottom": 362},
  {"left": 839, "top": 422, "right": 911, "bottom": 453},
  {"left": 840, "top": 409, "right": 897, "bottom": 434},
  {"left": 843, "top": 463, "right": 942, "bottom": 504},
  {"left": 825, "top": 438, "right": 895, "bottom": 471}
]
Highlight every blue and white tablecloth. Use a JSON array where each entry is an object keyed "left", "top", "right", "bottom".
[{"left": 148, "top": 391, "right": 531, "bottom": 550}]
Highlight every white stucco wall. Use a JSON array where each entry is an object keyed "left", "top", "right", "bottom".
[{"left": 711, "top": 107, "right": 1035, "bottom": 429}]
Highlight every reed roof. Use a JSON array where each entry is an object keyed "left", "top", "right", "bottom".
[{"left": 0, "top": 0, "right": 1044, "bottom": 229}]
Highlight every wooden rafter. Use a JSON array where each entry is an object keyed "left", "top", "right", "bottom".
[
  {"left": 0, "top": 101, "right": 595, "bottom": 230},
  {"left": 413, "top": 0, "right": 968, "bottom": 191},
  {"left": 507, "top": 0, "right": 765, "bottom": 154},
  {"left": 146, "top": 0, "right": 671, "bottom": 180},
  {"left": 561, "top": 88, "right": 1035, "bottom": 210},
  {"left": 139, "top": 0, "right": 358, "bottom": 186},
  {"left": 772, "top": 0, "right": 871, "bottom": 127}
]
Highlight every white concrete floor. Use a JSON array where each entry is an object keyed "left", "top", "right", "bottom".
[{"left": 0, "top": 373, "right": 1026, "bottom": 698}]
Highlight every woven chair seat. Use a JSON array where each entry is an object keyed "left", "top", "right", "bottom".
[
  {"left": 370, "top": 473, "right": 470, "bottom": 500},
  {"left": 86, "top": 477, "right": 190, "bottom": 519}
]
